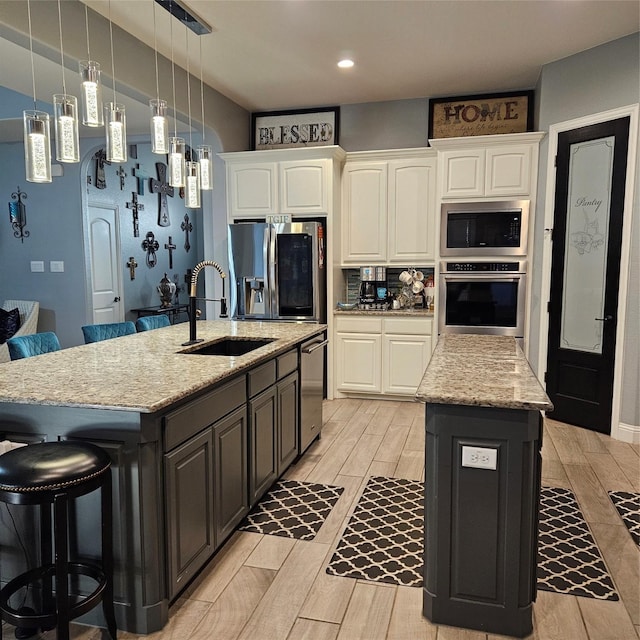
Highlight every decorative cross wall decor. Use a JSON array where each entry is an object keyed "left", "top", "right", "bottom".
[
  {"left": 164, "top": 236, "right": 177, "bottom": 270},
  {"left": 116, "top": 165, "right": 128, "bottom": 190},
  {"left": 132, "top": 163, "right": 151, "bottom": 196},
  {"left": 150, "top": 163, "right": 174, "bottom": 227},
  {"left": 93, "top": 149, "right": 111, "bottom": 189},
  {"left": 126, "top": 256, "right": 138, "bottom": 280},
  {"left": 181, "top": 213, "right": 192, "bottom": 252},
  {"left": 9, "top": 187, "right": 29, "bottom": 242},
  {"left": 142, "top": 231, "right": 160, "bottom": 268},
  {"left": 126, "top": 192, "right": 144, "bottom": 238}
]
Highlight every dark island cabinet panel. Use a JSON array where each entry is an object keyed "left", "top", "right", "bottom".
[
  {"left": 278, "top": 372, "right": 299, "bottom": 473},
  {"left": 214, "top": 406, "right": 249, "bottom": 544},
  {"left": 164, "top": 428, "right": 215, "bottom": 600},
  {"left": 249, "top": 386, "right": 278, "bottom": 506}
]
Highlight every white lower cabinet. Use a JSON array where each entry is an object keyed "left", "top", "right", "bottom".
[{"left": 335, "top": 315, "right": 432, "bottom": 397}]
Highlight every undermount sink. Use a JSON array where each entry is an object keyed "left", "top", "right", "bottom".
[{"left": 186, "top": 337, "right": 276, "bottom": 356}]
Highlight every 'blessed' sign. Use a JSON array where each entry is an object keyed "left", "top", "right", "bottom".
[{"left": 252, "top": 108, "right": 339, "bottom": 150}]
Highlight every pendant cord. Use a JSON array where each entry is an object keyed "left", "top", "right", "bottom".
[
  {"left": 84, "top": 3, "right": 90, "bottom": 60},
  {"left": 153, "top": 1, "right": 160, "bottom": 101},
  {"left": 186, "top": 28, "right": 192, "bottom": 152},
  {"left": 56, "top": 0, "right": 66, "bottom": 95},
  {"left": 26, "top": 0, "right": 37, "bottom": 110},
  {"left": 199, "top": 37, "right": 205, "bottom": 143},
  {"left": 170, "top": 1, "right": 177, "bottom": 138},
  {"left": 108, "top": 0, "right": 117, "bottom": 104}
]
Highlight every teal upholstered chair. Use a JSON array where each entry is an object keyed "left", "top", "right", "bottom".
[
  {"left": 81, "top": 322, "right": 136, "bottom": 344},
  {"left": 135, "top": 315, "right": 171, "bottom": 332},
  {"left": 7, "top": 331, "right": 61, "bottom": 360}
]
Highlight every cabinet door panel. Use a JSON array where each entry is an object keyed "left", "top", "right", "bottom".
[
  {"left": 342, "top": 163, "right": 387, "bottom": 263},
  {"left": 441, "top": 151, "right": 485, "bottom": 198},
  {"left": 214, "top": 406, "right": 248, "bottom": 545},
  {"left": 336, "top": 333, "right": 382, "bottom": 392},
  {"left": 249, "top": 386, "right": 278, "bottom": 506},
  {"left": 280, "top": 161, "right": 328, "bottom": 215},
  {"left": 164, "top": 428, "right": 214, "bottom": 599},
  {"left": 485, "top": 146, "right": 532, "bottom": 196},
  {"left": 388, "top": 158, "right": 437, "bottom": 263},
  {"left": 278, "top": 373, "right": 299, "bottom": 473},
  {"left": 383, "top": 334, "right": 432, "bottom": 395},
  {"left": 228, "top": 163, "right": 278, "bottom": 218}
]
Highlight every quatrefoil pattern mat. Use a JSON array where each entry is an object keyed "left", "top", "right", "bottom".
[
  {"left": 326, "top": 478, "right": 619, "bottom": 600},
  {"left": 537, "top": 486, "right": 618, "bottom": 600},
  {"left": 239, "top": 479, "right": 344, "bottom": 541},
  {"left": 608, "top": 490, "right": 640, "bottom": 546},
  {"left": 326, "top": 476, "right": 424, "bottom": 587}
]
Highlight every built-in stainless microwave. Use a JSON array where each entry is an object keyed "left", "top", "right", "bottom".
[{"left": 440, "top": 200, "right": 529, "bottom": 257}]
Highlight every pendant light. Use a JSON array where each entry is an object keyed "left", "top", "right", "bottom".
[
  {"left": 79, "top": 4, "right": 103, "bottom": 127},
  {"left": 53, "top": 0, "right": 79, "bottom": 163},
  {"left": 197, "top": 37, "right": 213, "bottom": 191},
  {"left": 184, "top": 28, "right": 200, "bottom": 209},
  {"left": 149, "top": 1, "right": 168, "bottom": 154},
  {"left": 23, "top": 0, "right": 52, "bottom": 183},
  {"left": 105, "top": 0, "right": 127, "bottom": 163},
  {"left": 168, "top": 2, "right": 185, "bottom": 188}
]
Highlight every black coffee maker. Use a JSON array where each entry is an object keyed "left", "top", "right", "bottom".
[{"left": 359, "top": 267, "right": 387, "bottom": 308}]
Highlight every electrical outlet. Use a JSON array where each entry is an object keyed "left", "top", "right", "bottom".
[{"left": 461, "top": 446, "right": 498, "bottom": 470}]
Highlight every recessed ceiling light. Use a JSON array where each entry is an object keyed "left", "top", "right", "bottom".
[{"left": 337, "top": 59, "right": 354, "bottom": 69}]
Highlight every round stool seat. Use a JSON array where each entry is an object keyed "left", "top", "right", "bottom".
[{"left": 0, "top": 441, "right": 110, "bottom": 494}]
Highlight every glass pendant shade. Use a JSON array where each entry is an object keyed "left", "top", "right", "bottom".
[
  {"left": 168, "top": 137, "right": 186, "bottom": 187},
  {"left": 197, "top": 144, "right": 213, "bottom": 191},
  {"left": 53, "top": 94, "right": 79, "bottom": 163},
  {"left": 79, "top": 60, "right": 103, "bottom": 126},
  {"left": 23, "top": 110, "right": 52, "bottom": 183},
  {"left": 185, "top": 161, "right": 201, "bottom": 208},
  {"left": 149, "top": 99, "right": 169, "bottom": 154},
  {"left": 105, "top": 102, "right": 127, "bottom": 163}
]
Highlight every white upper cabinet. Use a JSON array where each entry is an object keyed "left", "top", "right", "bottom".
[
  {"left": 220, "top": 146, "right": 345, "bottom": 221},
  {"left": 341, "top": 149, "right": 437, "bottom": 265},
  {"left": 430, "top": 132, "right": 545, "bottom": 200}
]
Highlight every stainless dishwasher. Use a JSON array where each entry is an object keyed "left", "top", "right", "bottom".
[{"left": 300, "top": 333, "right": 328, "bottom": 454}]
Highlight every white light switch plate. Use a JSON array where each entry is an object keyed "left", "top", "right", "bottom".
[
  {"left": 30, "top": 260, "right": 44, "bottom": 272},
  {"left": 50, "top": 261, "right": 64, "bottom": 272},
  {"left": 462, "top": 446, "right": 498, "bottom": 470}
]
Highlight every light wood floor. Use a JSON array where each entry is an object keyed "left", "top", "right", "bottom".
[{"left": 11, "top": 399, "right": 640, "bottom": 640}]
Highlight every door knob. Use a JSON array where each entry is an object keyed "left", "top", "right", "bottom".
[
  {"left": 594, "top": 315, "right": 612, "bottom": 321},
  {"left": 113, "top": 296, "right": 121, "bottom": 303}
]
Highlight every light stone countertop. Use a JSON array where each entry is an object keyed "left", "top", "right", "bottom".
[
  {"left": 334, "top": 308, "right": 434, "bottom": 317},
  {"left": 0, "top": 321, "right": 325, "bottom": 414},
  {"left": 415, "top": 334, "right": 553, "bottom": 411}
]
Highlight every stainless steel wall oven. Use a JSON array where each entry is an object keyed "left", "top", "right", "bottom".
[{"left": 439, "top": 261, "right": 527, "bottom": 337}]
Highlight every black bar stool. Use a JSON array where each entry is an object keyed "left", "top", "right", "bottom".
[{"left": 0, "top": 441, "right": 117, "bottom": 640}]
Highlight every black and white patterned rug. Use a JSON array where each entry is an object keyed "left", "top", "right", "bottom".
[
  {"left": 537, "top": 486, "right": 618, "bottom": 600},
  {"left": 608, "top": 490, "right": 640, "bottom": 546},
  {"left": 326, "top": 476, "right": 423, "bottom": 587},
  {"left": 325, "top": 477, "right": 619, "bottom": 600},
  {"left": 238, "top": 479, "right": 344, "bottom": 541}
]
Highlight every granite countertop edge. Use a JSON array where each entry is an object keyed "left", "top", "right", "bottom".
[
  {"left": 0, "top": 321, "right": 326, "bottom": 414},
  {"left": 415, "top": 334, "right": 553, "bottom": 412}
]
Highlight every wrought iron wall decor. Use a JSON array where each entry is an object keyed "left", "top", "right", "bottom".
[
  {"left": 126, "top": 191, "right": 144, "bottom": 237},
  {"left": 9, "top": 187, "right": 29, "bottom": 242},
  {"left": 142, "top": 231, "right": 159, "bottom": 267},
  {"left": 164, "top": 236, "right": 176, "bottom": 269},
  {"left": 93, "top": 148, "right": 111, "bottom": 189},
  {"left": 150, "top": 162, "right": 173, "bottom": 227},
  {"left": 116, "top": 165, "right": 127, "bottom": 190},
  {"left": 181, "top": 213, "right": 192, "bottom": 252},
  {"left": 126, "top": 256, "right": 138, "bottom": 280}
]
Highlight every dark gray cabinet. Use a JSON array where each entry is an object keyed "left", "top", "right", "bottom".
[
  {"left": 249, "top": 385, "right": 278, "bottom": 506},
  {"left": 278, "top": 372, "right": 299, "bottom": 472},
  {"left": 164, "top": 427, "right": 215, "bottom": 600}
]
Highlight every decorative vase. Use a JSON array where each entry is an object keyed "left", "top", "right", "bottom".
[{"left": 157, "top": 273, "right": 176, "bottom": 308}]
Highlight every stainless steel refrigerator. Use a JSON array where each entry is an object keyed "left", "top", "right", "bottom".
[{"left": 228, "top": 221, "right": 326, "bottom": 322}]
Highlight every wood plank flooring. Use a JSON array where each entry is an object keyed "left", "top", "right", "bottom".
[{"left": 9, "top": 400, "right": 640, "bottom": 640}]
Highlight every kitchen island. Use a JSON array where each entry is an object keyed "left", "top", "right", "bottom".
[
  {"left": 0, "top": 320, "right": 325, "bottom": 634},
  {"left": 416, "top": 334, "right": 552, "bottom": 638}
]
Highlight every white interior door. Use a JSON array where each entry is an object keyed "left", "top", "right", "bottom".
[{"left": 87, "top": 203, "right": 123, "bottom": 324}]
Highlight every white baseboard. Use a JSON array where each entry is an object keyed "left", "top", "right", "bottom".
[{"left": 614, "top": 421, "right": 640, "bottom": 444}]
